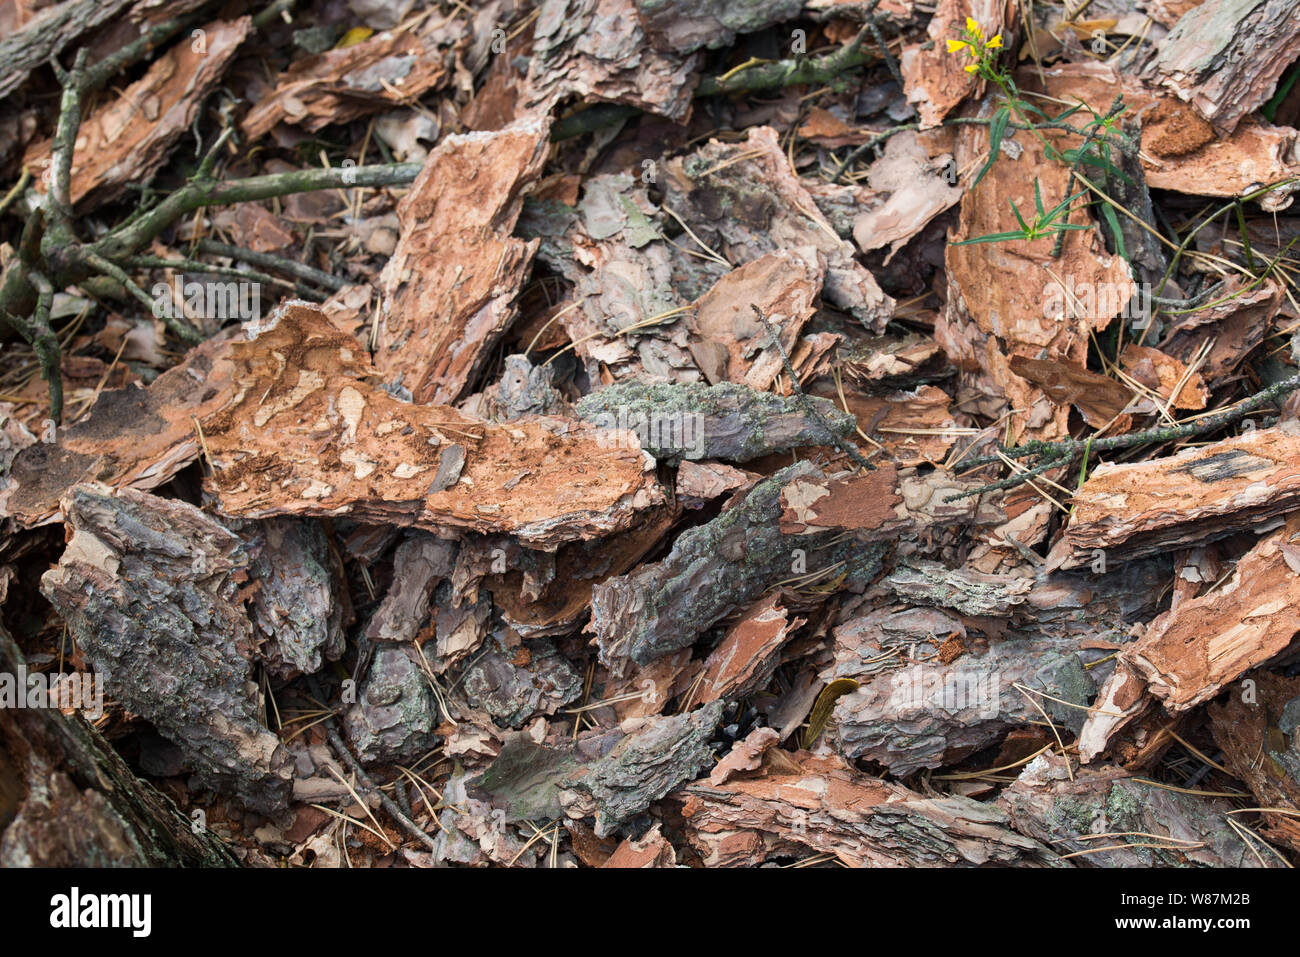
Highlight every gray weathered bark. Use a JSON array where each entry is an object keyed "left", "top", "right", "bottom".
[{"left": 0, "top": 626, "right": 238, "bottom": 867}]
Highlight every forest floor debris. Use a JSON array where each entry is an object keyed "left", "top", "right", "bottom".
[{"left": 2, "top": 0, "right": 1300, "bottom": 870}]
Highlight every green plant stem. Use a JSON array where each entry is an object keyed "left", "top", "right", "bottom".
[
  {"left": 1049, "top": 96, "right": 1127, "bottom": 258},
  {"left": 554, "top": 5, "right": 895, "bottom": 141},
  {"left": 946, "top": 372, "right": 1300, "bottom": 501},
  {"left": 94, "top": 162, "right": 420, "bottom": 262},
  {"left": 196, "top": 239, "right": 348, "bottom": 292}
]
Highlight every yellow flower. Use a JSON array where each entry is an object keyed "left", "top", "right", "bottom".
[
  {"left": 964, "top": 63, "right": 979, "bottom": 73},
  {"left": 966, "top": 17, "right": 982, "bottom": 37},
  {"left": 947, "top": 38, "right": 969, "bottom": 52},
  {"left": 986, "top": 34, "right": 1003, "bottom": 49}
]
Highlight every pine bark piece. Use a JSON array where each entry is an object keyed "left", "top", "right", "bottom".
[
  {"left": 247, "top": 518, "right": 346, "bottom": 680},
  {"left": 519, "top": 173, "right": 729, "bottom": 387},
  {"left": 240, "top": 23, "right": 452, "bottom": 139},
  {"left": 577, "top": 200, "right": 707, "bottom": 382},
  {"left": 197, "top": 302, "right": 664, "bottom": 548},
  {"left": 527, "top": 177, "right": 832, "bottom": 392},
  {"left": 804, "top": 0, "right": 916, "bottom": 20},
  {"left": 779, "top": 464, "right": 903, "bottom": 535},
  {"left": 940, "top": 97, "right": 1131, "bottom": 446},
  {"left": 39, "top": 485, "right": 293, "bottom": 813},
  {"left": 832, "top": 559, "right": 1167, "bottom": 773},
  {"left": 664, "top": 126, "right": 894, "bottom": 331},
  {"left": 433, "top": 765, "right": 527, "bottom": 865},
  {"left": 1165, "top": 276, "right": 1281, "bottom": 332},
  {"left": 343, "top": 643, "right": 440, "bottom": 765},
  {"left": 678, "top": 751, "right": 1064, "bottom": 867},
  {"left": 524, "top": 0, "right": 699, "bottom": 123},
  {"left": 0, "top": 626, "right": 239, "bottom": 867},
  {"left": 1146, "top": 0, "right": 1206, "bottom": 28},
  {"left": 777, "top": 464, "right": 1003, "bottom": 537},
  {"left": 597, "top": 648, "right": 693, "bottom": 721},
  {"left": 1051, "top": 422, "right": 1300, "bottom": 570},
  {"left": 363, "top": 531, "right": 456, "bottom": 646},
  {"left": 1160, "top": 279, "right": 1284, "bottom": 385},
  {"left": 832, "top": 631, "right": 1099, "bottom": 776},
  {"left": 710, "top": 727, "right": 782, "bottom": 785},
  {"left": 602, "top": 823, "right": 676, "bottom": 867},
  {"left": 1119, "top": 344, "right": 1208, "bottom": 411},
  {"left": 693, "top": 595, "right": 804, "bottom": 706},
  {"left": 561, "top": 701, "right": 724, "bottom": 836},
  {"left": 1146, "top": 0, "right": 1300, "bottom": 135},
  {"left": 852, "top": 130, "right": 963, "bottom": 259},
  {"left": 676, "top": 460, "right": 755, "bottom": 509},
  {"left": 634, "top": 0, "right": 802, "bottom": 53},
  {"left": 1077, "top": 662, "right": 1151, "bottom": 764},
  {"left": 374, "top": 116, "right": 550, "bottom": 405},
  {"left": 359, "top": 531, "right": 483, "bottom": 677},
  {"left": 999, "top": 753, "right": 1277, "bottom": 867},
  {"left": 0, "top": 330, "right": 238, "bottom": 529},
  {"left": 461, "top": 635, "right": 583, "bottom": 729},
  {"left": 885, "top": 559, "right": 1033, "bottom": 616},
  {"left": 687, "top": 250, "right": 822, "bottom": 391},
  {"left": 470, "top": 701, "right": 725, "bottom": 836},
  {"left": 489, "top": 355, "right": 567, "bottom": 420},
  {"left": 817, "top": 380, "right": 955, "bottom": 467},
  {"left": 0, "top": 404, "right": 36, "bottom": 476},
  {"left": 24, "top": 17, "right": 250, "bottom": 210},
  {"left": 590, "top": 462, "right": 886, "bottom": 675},
  {"left": 1208, "top": 671, "right": 1300, "bottom": 853},
  {"left": 429, "top": 580, "right": 494, "bottom": 671},
  {"left": 1119, "top": 519, "right": 1300, "bottom": 712},
  {"left": 0, "top": 0, "right": 133, "bottom": 99},
  {"left": 481, "top": 507, "right": 678, "bottom": 638},
  {"left": 574, "top": 381, "right": 857, "bottom": 463}
]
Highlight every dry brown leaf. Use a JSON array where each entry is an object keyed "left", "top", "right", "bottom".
[{"left": 1008, "top": 355, "right": 1132, "bottom": 429}]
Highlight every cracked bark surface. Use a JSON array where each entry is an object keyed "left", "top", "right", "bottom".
[
  {"left": 39, "top": 485, "right": 293, "bottom": 813},
  {"left": 679, "top": 750, "right": 1064, "bottom": 867},
  {"left": 196, "top": 301, "right": 665, "bottom": 548},
  {"left": 0, "top": 625, "right": 239, "bottom": 867},
  {"left": 575, "top": 380, "right": 857, "bottom": 463},
  {"left": 1147, "top": 0, "right": 1300, "bottom": 135},
  {"left": 591, "top": 461, "right": 886, "bottom": 675},
  {"left": 1000, "top": 754, "right": 1277, "bottom": 867},
  {"left": 1050, "top": 423, "right": 1300, "bottom": 570}
]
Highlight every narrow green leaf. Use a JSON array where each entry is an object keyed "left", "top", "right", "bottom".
[
  {"left": 1011, "top": 198, "right": 1030, "bottom": 233},
  {"left": 1101, "top": 202, "right": 1126, "bottom": 260},
  {"left": 952, "top": 230, "right": 1030, "bottom": 246},
  {"left": 971, "top": 106, "right": 1011, "bottom": 190}
]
